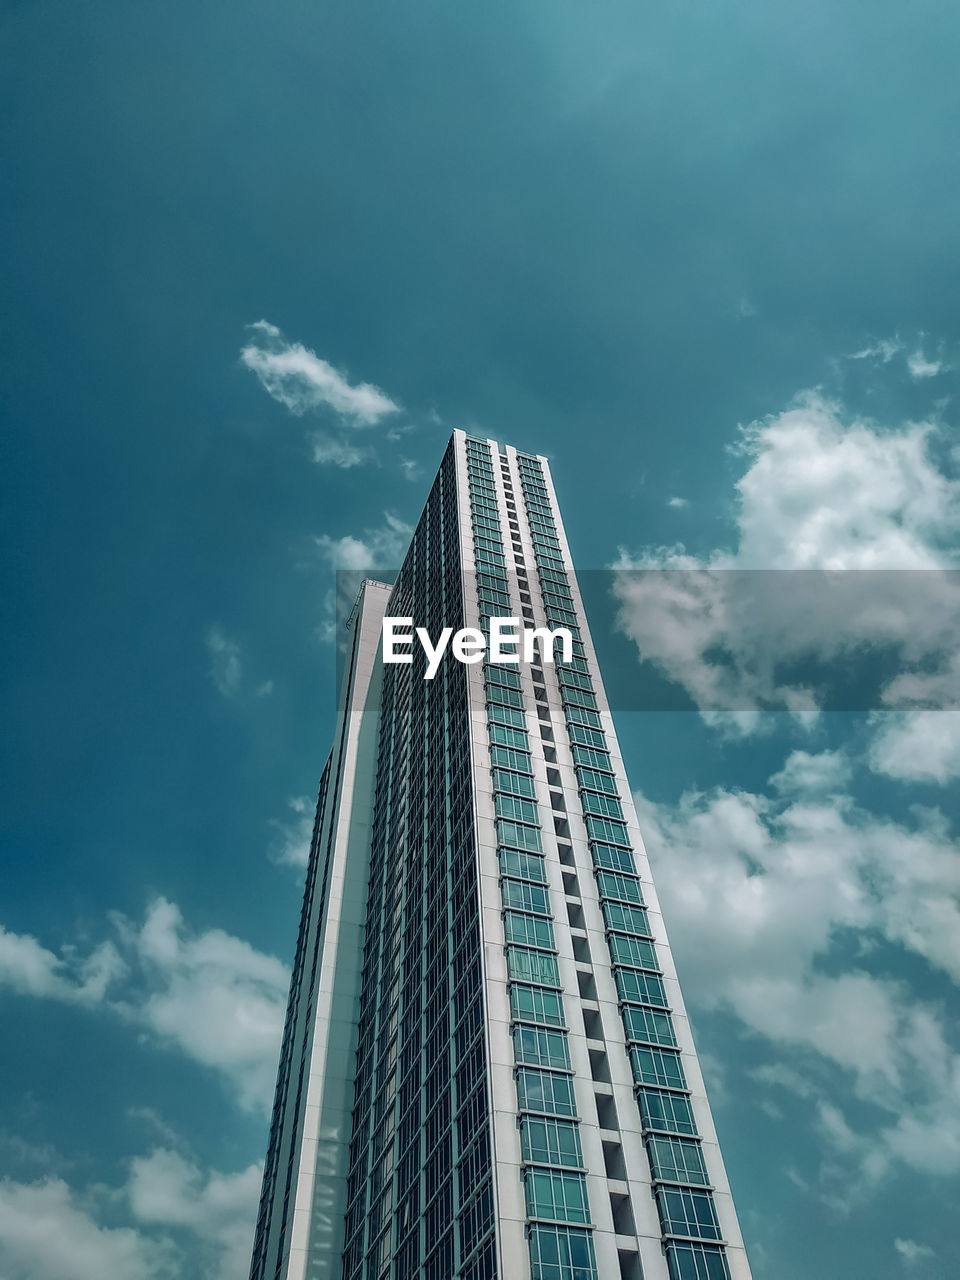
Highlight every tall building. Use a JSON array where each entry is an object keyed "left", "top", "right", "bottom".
[{"left": 250, "top": 433, "right": 752, "bottom": 1280}]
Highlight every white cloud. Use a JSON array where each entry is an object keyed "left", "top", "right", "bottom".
[
  {"left": 894, "top": 1238, "right": 936, "bottom": 1267},
  {"left": 0, "top": 1138, "right": 261, "bottom": 1280},
  {"left": 731, "top": 394, "right": 958, "bottom": 570},
  {"left": 313, "top": 511, "right": 412, "bottom": 572},
  {"left": 868, "top": 711, "right": 960, "bottom": 783},
  {"left": 118, "top": 900, "right": 289, "bottom": 1113},
  {"left": 634, "top": 762, "right": 960, "bottom": 1185},
  {"left": 0, "top": 901, "right": 288, "bottom": 1115},
  {"left": 846, "top": 336, "right": 904, "bottom": 364},
  {"left": 612, "top": 391, "right": 960, "bottom": 717},
  {"left": 268, "top": 796, "right": 315, "bottom": 868},
  {"left": 667, "top": 496, "right": 688, "bottom": 508},
  {"left": 241, "top": 321, "right": 399, "bottom": 425},
  {"left": 0, "top": 927, "right": 125, "bottom": 1005},
  {"left": 399, "top": 457, "right": 422, "bottom": 482},
  {"left": 907, "top": 347, "right": 943, "bottom": 381},
  {"left": 769, "top": 749, "right": 852, "bottom": 795},
  {"left": 128, "top": 1148, "right": 260, "bottom": 1280},
  {"left": 205, "top": 628, "right": 242, "bottom": 699},
  {"left": 310, "top": 433, "right": 372, "bottom": 468},
  {"left": 0, "top": 1179, "right": 175, "bottom": 1280},
  {"left": 844, "top": 335, "right": 948, "bottom": 382},
  {"left": 310, "top": 513, "right": 408, "bottom": 648}
]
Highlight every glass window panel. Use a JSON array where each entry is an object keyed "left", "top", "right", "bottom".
[
  {"left": 637, "top": 1088, "right": 697, "bottom": 1136},
  {"left": 524, "top": 1170, "right": 589, "bottom": 1224},
  {"left": 590, "top": 843, "right": 635, "bottom": 873},
  {"left": 495, "top": 794, "right": 540, "bottom": 824},
  {"left": 665, "top": 1243, "right": 731, "bottom": 1280},
  {"left": 516, "top": 1068, "right": 577, "bottom": 1117},
  {"left": 509, "top": 984, "right": 565, "bottom": 1027},
  {"left": 575, "top": 769, "right": 618, "bottom": 795},
  {"left": 506, "top": 947, "right": 561, "bottom": 988},
  {"left": 614, "top": 968, "right": 669, "bottom": 1007},
  {"left": 595, "top": 870, "right": 643, "bottom": 904},
  {"left": 585, "top": 817, "right": 631, "bottom": 845},
  {"left": 504, "top": 911, "right": 555, "bottom": 950},
  {"left": 497, "top": 821, "right": 543, "bottom": 852},
  {"left": 629, "top": 1046, "right": 686, "bottom": 1090},
  {"left": 622, "top": 1005, "right": 677, "bottom": 1048},
  {"left": 571, "top": 746, "right": 613, "bottom": 772},
  {"left": 501, "top": 879, "right": 551, "bottom": 914},
  {"left": 514, "top": 1025, "right": 571, "bottom": 1070},
  {"left": 608, "top": 934, "right": 659, "bottom": 970},
  {"left": 520, "top": 1117, "right": 583, "bottom": 1168},
  {"left": 647, "top": 1136, "right": 709, "bottom": 1187},
  {"left": 490, "top": 745, "right": 534, "bottom": 773},
  {"left": 498, "top": 848, "right": 547, "bottom": 883},
  {"left": 581, "top": 791, "right": 624, "bottom": 819},
  {"left": 601, "top": 901, "right": 651, "bottom": 936},
  {"left": 493, "top": 768, "right": 537, "bottom": 798}
]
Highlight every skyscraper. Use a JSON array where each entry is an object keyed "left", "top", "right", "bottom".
[{"left": 250, "top": 433, "right": 752, "bottom": 1280}]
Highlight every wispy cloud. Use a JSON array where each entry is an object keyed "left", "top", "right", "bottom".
[
  {"left": 311, "top": 512, "right": 410, "bottom": 646},
  {"left": 907, "top": 346, "right": 943, "bottom": 380},
  {"left": 240, "top": 321, "right": 399, "bottom": 425},
  {"left": 846, "top": 336, "right": 904, "bottom": 363},
  {"left": 204, "top": 628, "right": 242, "bottom": 699},
  {"left": 844, "top": 333, "right": 949, "bottom": 381},
  {"left": 267, "top": 796, "right": 314, "bottom": 868},
  {"left": 310, "top": 433, "right": 372, "bottom": 468},
  {"left": 313, "top": 512, "right": 412, "bottom": 572},
  {"left": 666, "top": 496, "right": 688, "bottom": 509}
]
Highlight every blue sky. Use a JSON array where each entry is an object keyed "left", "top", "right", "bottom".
[{"left": 2, "top": 1, "right": 960, "bottom": 1276}]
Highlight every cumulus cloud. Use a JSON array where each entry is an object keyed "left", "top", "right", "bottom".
[
  {"left": 127, "top": 1148, "right": 260, "bottom": 1280},
  {"left": 769, "top": 749, "right": 852, "bottom": 795},
  {"left": 612, "top": 392, "right": 960, "bottom": 716},
  {"left": 0, "top": 1178, "right": 176, "bottom": 1280},
  {"left": 115, "top": 900, "right": 289, "bottom": 1112},
  {"left": 0, "top": 901, "right": 288, "bottom": 1114},
  {"left": 868, "top": 710, "right": 960, "bottom": 784},
  {"left": 0, "top": 1141, "right": 261, "bottom": 1280},
  {"left": 240, "top": 321, "right": 399, "bottom": 425},
  {"left": 667, "top": 496, "right": 688, "bottom": 509},
  {"left": 635, "top": 763, "right": 960, "bottom": 1184},
  {"left": 205, "top": 628, "right": 243, "bottom": 699},
  {"left": 0, "top": 927, "right": 125, "bottom": 1006}
]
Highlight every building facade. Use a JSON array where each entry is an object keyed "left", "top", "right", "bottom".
[{"left": 250, "top": 432, "right": 752, "bottom": 1280}]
